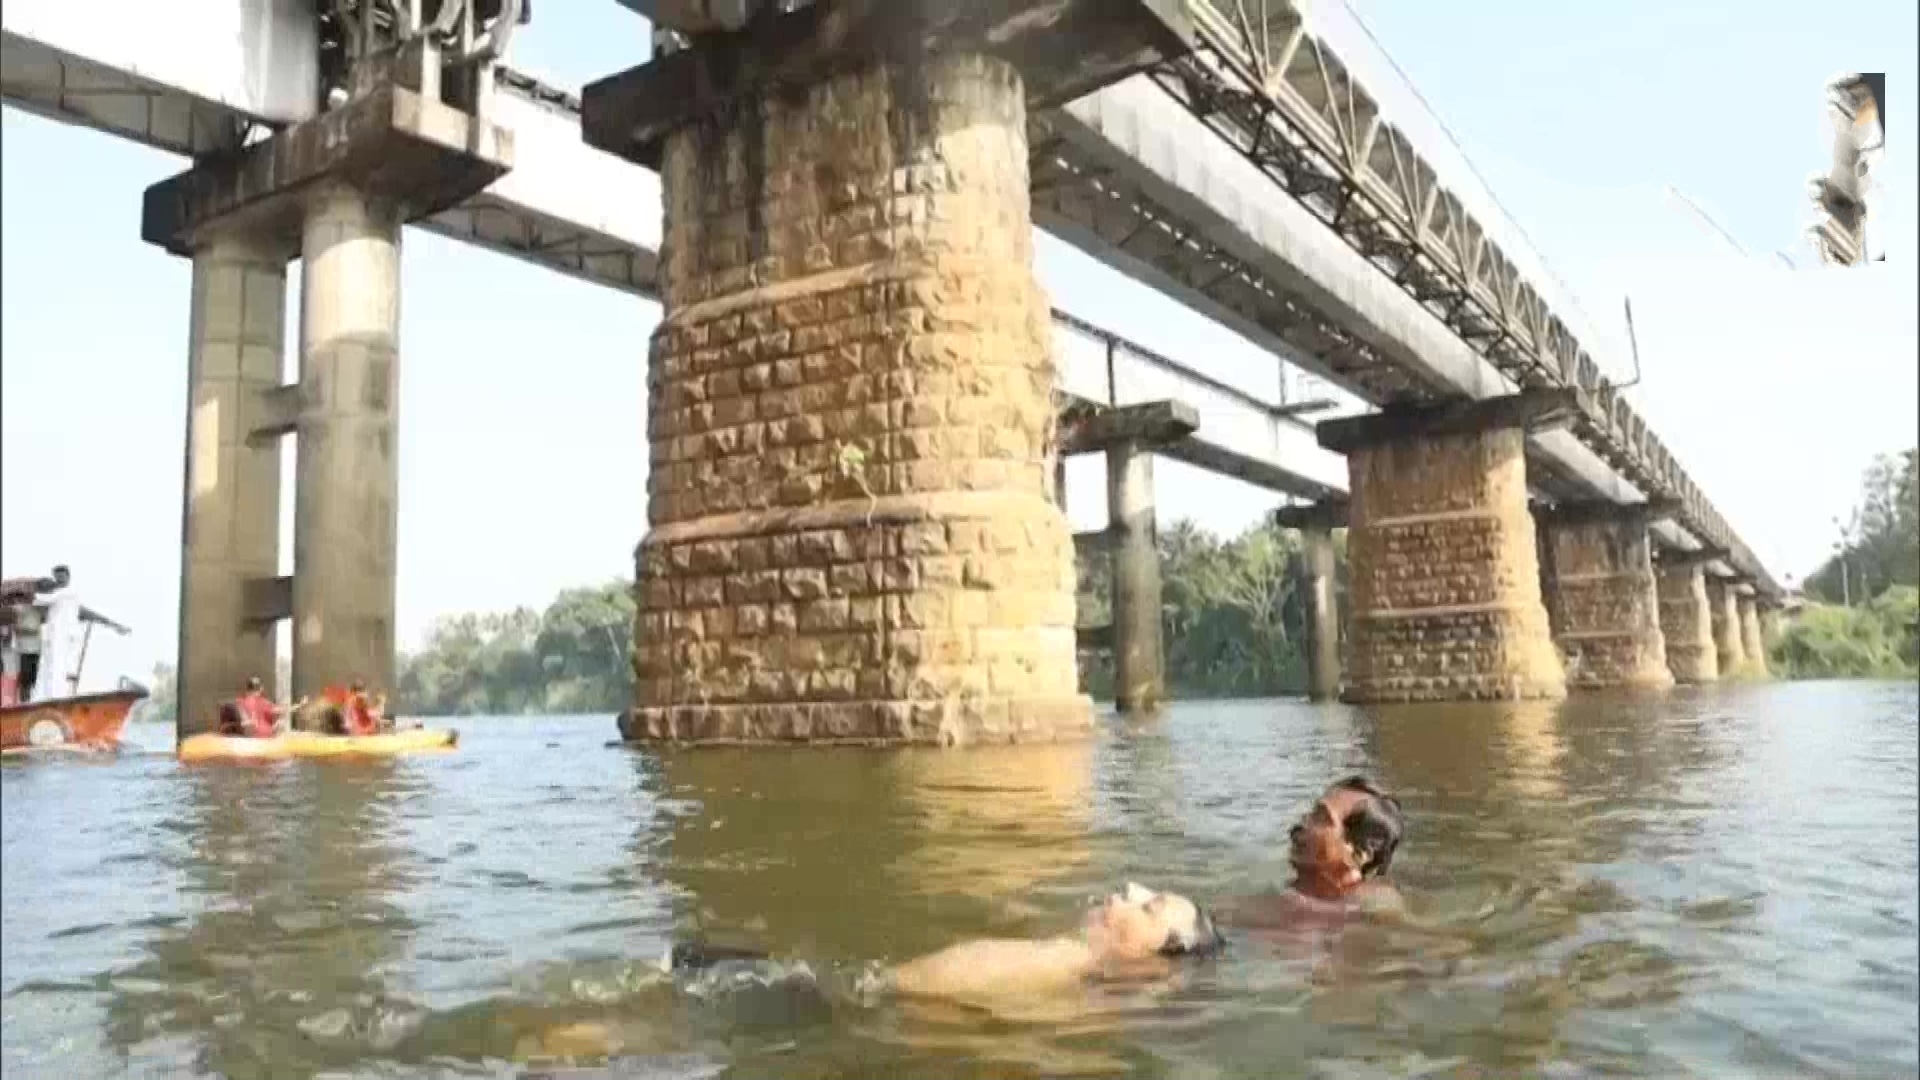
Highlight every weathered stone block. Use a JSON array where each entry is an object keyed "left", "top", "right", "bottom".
[
  {"left": 1737, "top": 593, "right": 1770, "bottom": 678},
  {"left": 1655, "top": 561, "right": 1719, "bottom": 684},
  {"left": 1340, "top": 426, "right": 1566, "bottom": 703},
  {"left": 1708, "top": 579, "right": 1746, "bottom": 676},
  {"left": 1538, "top": 513, "right": 1673, "bottom": 691},
  {"left": 624, "top": 52, "right": 1090, "bottom": 745}
]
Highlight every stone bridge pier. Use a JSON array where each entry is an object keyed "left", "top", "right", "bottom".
[
  {"left": 1708, "top": 577, "right": 1748, "bottom": 677},
  {"left": 1535, "top": 500, "right": 1675, "bottom": 691},
  {"left": 1653, "top": 547, "right": 1725, "bottom": 684},
  {"left": 1315, "top": 390, "right": 1571, "bottom": 704},
  {"left": 1737, "top": 589, "right": 1770, "bottom": 677},
  {"left": 582, "top": 0, "right": 1194, "bottom": 743},
  {"left": 142, "top": 41, "right": 511, "bottom": 736}
]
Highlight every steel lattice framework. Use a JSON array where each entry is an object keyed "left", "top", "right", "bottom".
[{"left": 1032, "top": 0, "right": 1775, "bottom": 594}]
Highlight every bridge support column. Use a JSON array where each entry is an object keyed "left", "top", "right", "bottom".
[
  {"left": 1064, "top": 402, "right": 1199, "bottom": 715},
  {"left": 1106, "top": 441, "right": 1163, "bottom": 713},
  {"left": 1536, "top": 501, "right": 1674, "bottom": 691},
  {"left": 174, "top": 235, "right": 290, "bottom": 737},
  {"left": 1709, "top": 579, "right": 1747, "bottom": 676},
  {"left": 583, "top": 2, "right": 1192, "bottom": 744},
  {"left": 1274, "top": 498, "right": 1347, "bottom": 702},
  {"left": 1737, "top": 592, "right": 1769, "bottom": 677},
  {"left": 142, "top": 49, "right": 511, "bottom": 729},
  {"left": 1316, "top": 390, "right": 1574, "bottom": 704},
  {"left": 289, "top": 184, "right": 403, "bottom": 701},
  {"left": 1654, "top": 552, "right": 1721, "bottom": 684}
]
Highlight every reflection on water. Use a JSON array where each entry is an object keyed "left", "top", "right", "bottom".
[
  {"left": 1, "top": 684, "right": 1915, "bottom": 1079},
  {"left": 97, "top": 765, "right": 422, "bottom": 1079}
]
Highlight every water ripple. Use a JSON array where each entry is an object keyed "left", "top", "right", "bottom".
[{"left": 1, "top": 690, "right": 1915, "bottom": 1078}]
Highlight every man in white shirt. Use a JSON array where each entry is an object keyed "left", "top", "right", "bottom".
[{"left": 3, "top": 566, "right": 71, "bottom": 703}]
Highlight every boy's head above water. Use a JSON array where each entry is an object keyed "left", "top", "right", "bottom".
[
  {"left": 1085, "top": 881, "right": 1224, "bottom": 961},
  {"left": 1288, "top": 776, "right": 1404, "bottom": 896}
]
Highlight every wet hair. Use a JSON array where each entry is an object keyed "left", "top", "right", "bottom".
[
  {"left": 1332, "top": 775, "right": 1404, "bottom": 877},
  {"left": 245, "top": 676, "right": 263, "bottom": 692},
  {"left": 1158, "top": 904, "right": 1227, "bottom": 958}
]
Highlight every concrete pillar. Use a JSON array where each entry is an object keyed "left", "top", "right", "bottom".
[
  {"left": 1106, "top": 439, "right": 1163, "bottom": 714},
  {"left": 1316, "top": 390, "right": 1572, "bottom": 704},
  {"left": 1275, "top": 498, "right": 1346, "bottom": 703},
  {"left": 1709, "top": 579, "right": 1746, "bottom": 676},
  {"left": 141, "top": 41, "right": 510, "bottom": 732},
  {"left": 1737, "top": 593, "right": 1769, "bottom": 676},
  {"left": 290, "top": 182, "right": 403, "bottom": 701},
  {"left": 175, "top": 235, "right": 288, "bottom": 737},
  {"left": 1536, "top": 504, "right": 1673, "bottom": 691},
  {"left": 1301, "top": 525, "right": 1341, "bottom": 701},
  {"left": 1655, "top": 558, "right": 1720, "bottom": 684}
]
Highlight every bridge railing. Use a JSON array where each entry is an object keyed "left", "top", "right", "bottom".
[{"left": 1051, "top": 308, "right": 1349, "bottom": 497}]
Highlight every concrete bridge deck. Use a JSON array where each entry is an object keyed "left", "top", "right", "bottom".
[
  {"left": 1, "top": 0, "right": 1346, "bottom": 504},
  {"left": 601, "top": 0, "right": 1776, "bottom": 598}
]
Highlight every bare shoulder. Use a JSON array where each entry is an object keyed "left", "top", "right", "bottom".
[
  {"left": 1214, "top": 888, "right": 1308, "bottom": 929},
  {"left": 1354, "top": 880, "right": 1406, "bottom": 918}
]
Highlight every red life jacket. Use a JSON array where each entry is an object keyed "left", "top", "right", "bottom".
[
  {"left": 345, "top": 693, "right": 376, "bottom": 736},
  {"left": 237, "top": 692, "right": 277, "bottom": 738}
]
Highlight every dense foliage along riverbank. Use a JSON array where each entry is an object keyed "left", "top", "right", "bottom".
[
  {"left": 129, "top": 447, "right": 1914, "bottom": 722},
  {"left": 1777, "top": 448, "right": 1918, "bottom": 679}
]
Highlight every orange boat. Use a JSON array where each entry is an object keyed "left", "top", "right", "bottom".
[
  {"left": 1, "top": 570, "right": 146, "bottom": 754},
  {"left": 0, "top": 686, "right": 146, "bottom": 753}
]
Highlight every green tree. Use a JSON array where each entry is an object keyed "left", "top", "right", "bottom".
[
  {"left": 130, "top": 662, "right": 176, "bottom": 725},
  {"left": 1076, "top": 517, "right": 1338, "bottom": 700},
  {"left": 1805, "top": 448, "right": 1919, "bottom": 603},
  {"left": 393, "top": 582, "right": 634, "bottom": 717},
  {"left": 1775, "top": 447, "right": 1920, "bottom": 678},
  {"left": 1771, "top": 586, "right": 1919, "bottom": 678}
]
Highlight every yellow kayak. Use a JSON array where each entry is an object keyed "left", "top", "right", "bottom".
[{"left": 178, "top": 728, "right": 459, "bottom": 763}]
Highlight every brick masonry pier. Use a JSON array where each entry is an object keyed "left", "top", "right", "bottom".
[{"left": 582, "top": 0, "right": 1192, "bottom": 743}]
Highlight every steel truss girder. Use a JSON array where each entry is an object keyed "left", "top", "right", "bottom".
[
  {"left": 1028, "top": 129, "right": 1429, "bottom": 407},
  {"left": 1138, "top": 0, "right": 1776, "bottom": 594}
]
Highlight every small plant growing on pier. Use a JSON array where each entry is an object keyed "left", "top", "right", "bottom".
[{"left": 835, "top": 442, "right": 878, "bottom": 525}]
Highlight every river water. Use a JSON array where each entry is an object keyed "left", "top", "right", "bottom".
[{"left": 3, "top": 680, "right": 1915, "bottom": 1079}]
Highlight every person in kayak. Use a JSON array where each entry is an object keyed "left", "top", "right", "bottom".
[
  {"left": 308, "top": 680, "right": 377, "bottom": 736},
  {"left": 365, "top": 689, "right": 394, "bottom": 732},
  {"left": 342, "top": 681, "right": 396, "bottom": 735},
  {"left": 216, "top": 676, "right": 306, "bottom": 738},
  {"left": 1216, "top": 775, "right": 1406, "bottom": 929}
]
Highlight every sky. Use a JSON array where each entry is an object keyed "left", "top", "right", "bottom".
[{"left": 2, "top": 0, "right": 1915, "bottom": 691}]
